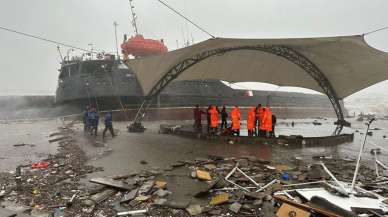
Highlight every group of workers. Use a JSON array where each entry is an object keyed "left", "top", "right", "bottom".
[
  {"left": 83, "top": 107, "right": 115, "bottom": 138},
  {"left": 194, "top": 104, "right": 277, "bottom": 137}
]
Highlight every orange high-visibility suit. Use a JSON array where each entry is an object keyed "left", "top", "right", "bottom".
[
  {"left": 260, "top": 108, "right": 273, "bottom": 132},
  {"left": 247, "top": 107, "right": 256, "bottom": 131},
  {"left": 230, "top": 107, "right": 241, "bottom": 130},
  {"left": 209, "top": 106, "right": 219, "bottom": 128}
]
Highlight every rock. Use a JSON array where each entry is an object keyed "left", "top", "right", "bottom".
[
  {"left": 261, "top": 201, "right": 276, "bottom": 217},
  {"left": 204, "top": 164, "right": 217, "bottom": 170},
  {"left": 244, "top": 192, "right": 266, "bottom": 200},
  {"left": 83, "top": 189, "right": 117, "bottom": 207},
  {"left": 154, "top": 189, "right": 171, "bottom": 197},
  {"left": 90, "top": 178, "right": 135, "bottom": 190},
  {"left": 186, "top": 204, "right": 203, "bottom": 216},
  {"left": 135, "top": 195, "right": 150, "bottom": 202},
  {"left": 196, "top": 170, "right": 212, "bottom": 181},
  {"left": 207, "top": 209, "right": 222, "bottom": 215},
  {"left": 241, "top": 203, "right": 254, "bottom": 211},
  {"left": 209, "top": 193, "right": 229, "bottom": 205},
  {"left": 253, "top": 199, "right": 263, "bottom": 207},
  {"left": 111, "top": 201, "right": 128, "bottom": 213},
  {"left": 120, "top": 188, "right": 138, "bottom": 203},
  {"left": 229, "top": 202, "right": 242, "bottom": 213},
  {"left": 190, "top": 171, "right": 197, "bottom": 179},
  {"left": 154, "top": 181, "right": 167, "bottom": 189},
  {"left": 171, "top": 162, "right": 185, "bottom": 168},
  {"left": 138, "top": 180, "right": 155, "bottom": 195},
  {"left": 264, "top": 195, "right": 273, "bottom": 201},
  {"left": 163, "top": 201, "right": 189, "bottom": 209},
  {"left": 237, "top": 159, "right": 249, "bottom": 167},
  {"left": 154, "top": 198, "right": 167, "bottom": 206}
]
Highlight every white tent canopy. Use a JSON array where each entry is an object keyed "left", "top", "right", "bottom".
[{"left": 125, "top": 35, "right": 388, "bottom": 99}]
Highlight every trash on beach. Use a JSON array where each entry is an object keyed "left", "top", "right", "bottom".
[
  {"left": 117, "top": 207, "right": 149, "bottom": 216},
  {"left": 90, "top": 178, "right": 135, "bottom": 190},
  {"left": 196, "top": 170, "right": 212, "bottom": 181},
  {"left": 209, "top": 193, "right": 229, "bottom": 205},
  {"left": 31, "top": 160, "right": 50, "bottom": 169}
]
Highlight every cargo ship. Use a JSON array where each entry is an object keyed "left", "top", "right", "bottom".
[
  {"left": 54, "top": 0, "right": 333, "bottom": 112},
  {"left": 55, "top": 54, "right": 333, "bottom": 111}
]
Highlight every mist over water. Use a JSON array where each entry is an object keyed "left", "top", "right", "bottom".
[
  {"left": 345, "top": 95, "right": 388, "bottom": 116},
  {"left": 0, "top": 96, "right": 79, "bottom": 120}
]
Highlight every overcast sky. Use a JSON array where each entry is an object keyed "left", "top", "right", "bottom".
[{"left": 0, "top": 0, "right": 387, "bottom": 97}]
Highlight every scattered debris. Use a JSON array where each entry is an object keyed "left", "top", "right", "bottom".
[
  {"left": 196, "top": 170, "right": 212, "bottom": 181},
  {"left": 186, "top": 204, "right": 203, "bottom": 216},
  {"left": 209, "top": 193, "right": 229, "bottom": 205},
  {"left": 90, "top": 178, "right": 134, "bottom": 190}
]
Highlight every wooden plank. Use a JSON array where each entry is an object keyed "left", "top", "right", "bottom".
[
  {"left": 276, "top": 203, "right": 311, "bottom": 217},
  {"left": 274, "top": 195, "right": 342, "bottom": 217},
  {"left": 90, "top": 178, "right": 134, "bottom": 190},
  {"left": 83, "top": 188, "right": 117, "bottom": 206}
]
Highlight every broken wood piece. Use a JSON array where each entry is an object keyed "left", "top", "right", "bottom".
[
  {"left": 90, "top": 178, "right": 134, "bottom": 190},
  {"left": 196, "top": 170, "right": 212, "bottom": 181},
  {"left": 274, "top": 195, "right": 342, "bottom": 217},
  {"left": 154, "top": 181, "right": 167, "bottom": 189},
  {"left": 209, "top": 193, "right": 229, "bottom": 206},
  {"left": 120, "top": 189, "right": 138, "bottom": 203},
  {"left": 276, "top": 203, "right": 311, "bottom": 217},
  {"left": 83, "top": 188, "right": 117, "bottom": 207},
  {"left": 49, "top": 136, "right": 70, "bottom": 143}
]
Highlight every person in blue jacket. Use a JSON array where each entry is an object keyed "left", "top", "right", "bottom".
[
  {"left": 83, "top": 106, "right": 90, "bottom": 132},
  {"left": 103, "top": 111, "right": 115, "bottom": 138},
  {"left": 89, "top": 107, "right": 99, "bottom": 136}
]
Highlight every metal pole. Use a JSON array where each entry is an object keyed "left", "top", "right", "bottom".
[
  {"left": 256, "top": 179, "right": 278, "bottom": 193},
  {"left": 373, "top": 149, "right": 379, "bottom": 178},
  {"left": 376, "top": 159, "right": 388, "bottom": 171},
  {"left": 113, "top": 22, "right": 120, "bottom": 61},
  {"left": 320, "top": 163, "right": 349, "bottom": 196},
  {"left": 351, "top": 118, "right": 375, "bottom": 192}
]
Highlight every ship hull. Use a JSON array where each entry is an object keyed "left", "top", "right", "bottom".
[{"left": 55, "top": 59, "right": 333, "bottom": 111}]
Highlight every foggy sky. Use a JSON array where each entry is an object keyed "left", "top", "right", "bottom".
[{"left": 0, "top": 0, "right": 387, "bottom": 97}]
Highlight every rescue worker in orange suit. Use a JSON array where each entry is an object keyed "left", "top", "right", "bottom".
[
  {"left": 209, "top": 105, "right": 219, "bottom": 135},
  {"left": 258, "top": 106, "right": 266, "bottom": 136},
  {"left": 193, "top": 105, "right": 205, "bottom": 132},
  {"left": 260, "top": 107, "right": 273, "bottom": 138},
  {"left": 255, "top": 104, "right": 263, "bottom": 136},
  {"left": 230, "top": 106, "right": 241, "bottom": 136},
  {"left": 247, "top": 107, "right": 256, "bottom": 136}
]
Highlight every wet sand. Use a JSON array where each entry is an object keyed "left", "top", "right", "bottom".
[
  {"left": 0, "top": 117, "right": 387, "bottom": 215},
  {"left": 0, "top": 120, "right": 60, "bottom": 171},
  {"left": 1, "top": 118, "right": 387, "bottom": 174},
  {"left": 73, "top": 118, "right": 387, "bottom": 178}
]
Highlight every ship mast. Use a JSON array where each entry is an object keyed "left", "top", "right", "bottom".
[{"left": 128, "top": 0, "right": 139, "bottom": 35}]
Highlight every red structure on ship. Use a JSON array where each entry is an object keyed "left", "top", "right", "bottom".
[{"left": 121, "top": 34, "right": 168, "bottom": 57}]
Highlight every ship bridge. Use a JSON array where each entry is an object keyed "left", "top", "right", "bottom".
[{"left": 124, "top": 35, "right": 388, "bottom": 134}]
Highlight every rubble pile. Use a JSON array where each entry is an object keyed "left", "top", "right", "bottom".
[
  {"left": 0, "top": 123, "right": 387, "bottom": 216},
  {"left": 0, "top": 124, "right": 103, "bottom": 216}
]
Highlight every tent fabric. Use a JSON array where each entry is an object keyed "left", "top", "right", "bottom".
[{"left": 124, "top": 35, "right": 388, "bottom": 99}]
